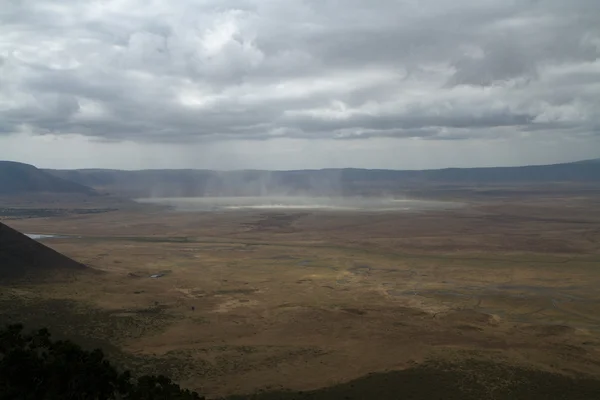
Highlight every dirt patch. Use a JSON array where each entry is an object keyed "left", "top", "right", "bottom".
[
  {"left": 214, "top": 289, "right": 259, "bottom": 296},
  {"left": 214, "top": 298, "right": 260, "bottom": 313},
  {"left": 521, "top": 324, "right": 577, "bottom": 337},
  {"left": 438, "top": 310, "right": 501, "bottom": 326},
  {"left": 243, "top": 213, "right": 307, "bottom": 233},
  {"left": 341, "top": 308, "right": 366, "bottom": 315}
]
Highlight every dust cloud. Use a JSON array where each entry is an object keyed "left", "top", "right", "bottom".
[{"left": 135, "top": 196, "right": 461, "bottom": 212}]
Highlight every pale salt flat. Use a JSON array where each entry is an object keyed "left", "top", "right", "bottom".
[{"left": 135, "top": 196, "right": 462, "bottom": 212}]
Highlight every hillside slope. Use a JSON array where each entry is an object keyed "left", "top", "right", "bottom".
[
  {"left": 0, "top": 222, "right": 87, "bottom": 282},
  {"left": 0, "top": 161, "right": 95, "bottom": 195},
  {"left": 45, "top": 159, "right": 600, "bottom": 198}
]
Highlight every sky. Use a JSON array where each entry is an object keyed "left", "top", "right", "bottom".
[{"left": 1, "top": 0, "right": 599, "bottom": 170}]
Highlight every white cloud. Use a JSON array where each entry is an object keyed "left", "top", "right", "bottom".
[{"left": 0, "top": 0, "right": 599, "bottom": 169}]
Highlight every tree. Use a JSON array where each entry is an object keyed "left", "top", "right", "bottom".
[{"left": 0, "top": 324, "right": 203, "bottom": 400}]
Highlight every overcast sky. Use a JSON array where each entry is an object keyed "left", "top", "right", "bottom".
[{"left": 1, "top": 0, "right": 599, "bottom": 170}]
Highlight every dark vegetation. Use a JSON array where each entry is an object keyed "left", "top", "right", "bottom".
[
  {"left": 3, "top": 319, "right": 599, "bottom": 400},
  {"left": 0, "top": 161, "right": 95, "bottom": 196},
  {"left": 0, "top": 222, "right": 86, "bottom": 282},
  {"left": 0, "top": 324, "right": 203, "bottom": 400},
  {"left": 0, "top": 208, "right": 117, "bottom": 219},
  {"left": 228, "top": 359, "right": 600, "bottom": 400},
  {"left": 43, "top": 158, "right": 600, "bottom": 198}
]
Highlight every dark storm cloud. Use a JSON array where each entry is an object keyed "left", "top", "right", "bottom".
[{"left": 0, "top": 0, "right": 599, "bottom": 143}]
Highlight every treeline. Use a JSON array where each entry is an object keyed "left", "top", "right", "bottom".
[{"left": 0, "top": 324, "right": 203, "bottom": 400}]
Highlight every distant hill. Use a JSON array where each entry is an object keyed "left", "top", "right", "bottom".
[
  {"left": 0, "top": 222, "right": 87, "bottom": 282},
  {"left": 0, "top": 161, "right": 95, "bottom": 196},
  {"left": 44, "top": 159, "right": 600, "bottom": 198},
  {"left": 573, "top": 158, "right": 600, "bottom": 164},
  {"left": 45, "top": 168, "right": 215, "bottom": 198}
]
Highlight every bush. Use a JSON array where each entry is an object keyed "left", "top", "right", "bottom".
[{"left": 0, "top": 324, "right": 203, "bottom": 400}]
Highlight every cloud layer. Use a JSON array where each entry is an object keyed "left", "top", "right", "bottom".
[{"left": 0, "top": 0, "right": 599, "bottom": 168}]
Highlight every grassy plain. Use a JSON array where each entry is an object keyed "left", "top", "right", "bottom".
[{"left": 2, "top": 189, "right": 600, "bottom": 398}]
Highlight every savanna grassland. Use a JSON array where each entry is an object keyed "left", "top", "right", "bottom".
[{"left": 2, "top": 188, "right": 600, "bottom": 399}]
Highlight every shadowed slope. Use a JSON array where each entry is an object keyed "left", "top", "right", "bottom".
[
  {"left": 0, "top": 222, "right": 88, "bottom": 282},
  {"left": 226, "top": 359, "right": 600, "bottom": 400}
]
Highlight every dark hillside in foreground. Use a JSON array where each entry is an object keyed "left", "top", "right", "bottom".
[
  {"left": 0, "top": 161, "right": 96, "bottom": 196},
  {"left": 0, "top": 222, "right": 87, "bottom": 282},
  {"left": 44, "top": 158, "right": 600, "bottom": 198},
  {"left": 225, "top": 359, "right": 600, "bottom": 400}
]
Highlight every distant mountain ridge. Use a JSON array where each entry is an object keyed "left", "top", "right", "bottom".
[
  {"left": 43, "top": 158, "right": 600, "bottom": 198},
  {"left": 0, "top": 161, "right": 96, "bottom": 196},
  {"left": 573, "top": 158, "right": 600, "bottom": 164}
]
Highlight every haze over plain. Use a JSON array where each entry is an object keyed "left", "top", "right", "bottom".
[{"left": 1, "top": 0, "right": 599, "bottom": 170}]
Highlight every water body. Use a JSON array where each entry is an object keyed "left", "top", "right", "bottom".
[
  {"left": 25, "top": 234, "right": 61, "bottom": 240},
  {"left": 136, "top": 196, "right": 462, "bottom": 212}
]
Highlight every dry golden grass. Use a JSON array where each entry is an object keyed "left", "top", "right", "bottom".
[{"left": 2, "top": 193, "right": 600, "bottom": 398}]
